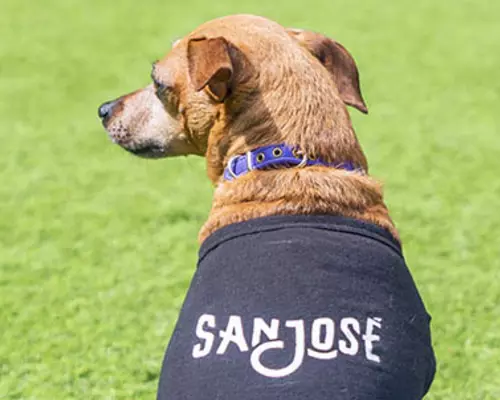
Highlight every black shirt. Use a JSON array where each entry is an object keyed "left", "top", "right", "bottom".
[{"left": 157, "top": 215, "right": 436, "bottom": 399}]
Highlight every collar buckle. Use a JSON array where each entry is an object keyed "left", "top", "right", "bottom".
[{"left": 226, "top": 155, "right": 239, "bottom": 180}]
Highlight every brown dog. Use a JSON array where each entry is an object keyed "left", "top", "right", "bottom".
[
  {"left": 99, "top": 14, "right": 435, "bottom": 399},
  {"left": 99, "top": 14, "right": 397, "bottom": 242}
]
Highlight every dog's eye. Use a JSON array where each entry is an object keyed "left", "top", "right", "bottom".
[
  {"left": 152, "top": 79, "right": 179, "bottom": 115},
  {"left": 153, "top": 80, "right": 168, "bottom": 98},
  {"left": 151, "top": 66, "right": 170, "bottom": 98},
  {"left": 152, "top": 76, "right": 172, "bottom": 100}
]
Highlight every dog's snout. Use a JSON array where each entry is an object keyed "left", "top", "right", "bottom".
[{"left": 98, "top": 99, "right": 118, "bottom": 122}]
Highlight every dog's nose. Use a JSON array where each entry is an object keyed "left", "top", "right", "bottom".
[{"left": 98, "top": 100, "right": 118, "bottom": 122}]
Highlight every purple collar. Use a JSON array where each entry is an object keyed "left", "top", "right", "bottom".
[{"left": 223, "top": 144, "right": 363, "bottom": 181}]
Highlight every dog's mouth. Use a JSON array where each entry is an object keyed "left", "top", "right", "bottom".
[
  {"left": 125, "top": 145, "right": 167, "bottom": 159},
  {"left": 104, "top": 128, "right": 168, "bottom": 159}
]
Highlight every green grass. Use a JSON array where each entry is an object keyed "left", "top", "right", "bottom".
[{"left": 1, "top": 0, "right": 498, "bottom": 398}]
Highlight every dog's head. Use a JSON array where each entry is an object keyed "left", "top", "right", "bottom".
[{"left": 98, "top": 15, "right": 368, "bottom": 181}]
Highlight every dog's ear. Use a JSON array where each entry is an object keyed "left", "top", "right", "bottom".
[
  {"left": 287, "top": 29, "right": 368, "bottom": 114},
  {"left": 187, "top": 37, "right": 233, "bottom": 102}
]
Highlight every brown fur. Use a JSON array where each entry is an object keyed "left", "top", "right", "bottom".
[{"left": 98, "top": 14, "right": 399, "bottom": 243}]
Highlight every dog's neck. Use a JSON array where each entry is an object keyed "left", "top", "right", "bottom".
[
  {"left": 199, "top": 60, "right": 397, "bottom": 243},
  {"left": 199, "top": 167, "right": 399, "bottom": 244},
  {"left": 205, "top": 58, "right": 369, "bottom": 182}
]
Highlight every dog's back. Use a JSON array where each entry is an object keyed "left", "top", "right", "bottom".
[{"left": 157, "top": 215, "right": 435, "bottom": 400}]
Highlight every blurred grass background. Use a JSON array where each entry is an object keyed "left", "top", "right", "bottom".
[{"left": 1, "top": 0, "right": 499, "bottom": 398}]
